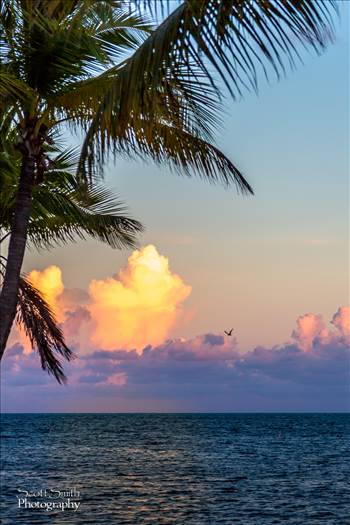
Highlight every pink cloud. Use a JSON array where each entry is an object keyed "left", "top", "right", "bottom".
[
  {"left": 291, "top": 312, "right": 329, "bottom": 351},
  {"left": 105, "top": 372, "right": 128, "bottom": 386},
  {"left": 331, "top": 306, "right": 350, "bottom": 342},
  {"left": 3, "top": 306, "right": 349, "bottom": 412},
  {"left": 142, "top": 333, "right": 237, "bottom": 361}
]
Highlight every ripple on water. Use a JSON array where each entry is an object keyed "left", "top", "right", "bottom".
[{"left": 1, "top": 414, "right": 349, "bottom": 524}]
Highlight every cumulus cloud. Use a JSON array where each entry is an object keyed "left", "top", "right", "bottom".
[
  {"left": 142, "top": 333, "right": 237, "bottom": 361},
  {"left": 10, "top": 245, "right": 191, "bottom": 355},
  {"left": 291, "top": 312, "right": 328, "bottom": 351},
  {"left": 2, "top": 307, "right": 349, "bottom": 413},
  {"left": 7, "top": 265, "right": 66, "bottom": 354},
  {"left": 27, "top": 265, "right": 65, "bottom": 321},
  {"left": 88, "top": 245, "right": 191, "bottom": 352},
  {"left": 331, "top": 306, "right": 350, "bottom": 342}
]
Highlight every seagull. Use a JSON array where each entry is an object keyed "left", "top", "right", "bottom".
[{"left": 224, "top": 328, "right": 234, "bottom": 336}]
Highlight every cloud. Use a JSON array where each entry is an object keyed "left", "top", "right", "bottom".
[
  {"left": 11, "top": 245, "right": 191, "bottom": 355},
  {"left": 2, "top": 307, "right": 349, "bottom": 412},
  {"left": 27, "top": 265, "right": 65, "bottom": 321},
  {"left": 105, "top": 372, "right": 128, "bottom": 386},
  {"left": 141, "top": 333, "right": 237, "bottom": 361},
  {"left": 87, "top": 245, "right": 191, "bottom": 352},
  {"left": 4, "top": 244, "right": 349, "bottom": 412},
  {"left": 331, "top": 306, "right": 350, "bottom": 342},
  {"left": 291, "top": 312, "right": 328, "bottom": 351},
  {"left": 291, "top": 306, "right": 350, "bottom": 351},
  {"left": 7, "top": 265, "right": 66, "bottom": 354}
]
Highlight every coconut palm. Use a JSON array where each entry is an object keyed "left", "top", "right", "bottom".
[{"left": 0, "top": 0, "right": 336, "bottom": 358}]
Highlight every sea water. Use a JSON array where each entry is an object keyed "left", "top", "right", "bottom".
[{"left": 1, "top": 413, "right": 349, "bottom": 524}]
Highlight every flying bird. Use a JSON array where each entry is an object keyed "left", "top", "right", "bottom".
[{"left": 224, "top": 328, "right": 234, "bottom": 336}]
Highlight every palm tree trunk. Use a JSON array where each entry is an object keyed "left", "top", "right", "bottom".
[{"left": 0, "top": 154, "right": 34, "bottom": 358}]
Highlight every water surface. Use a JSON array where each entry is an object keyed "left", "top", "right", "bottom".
[{"left": 1, "top": 413, "right": 349, "bottom": 524}]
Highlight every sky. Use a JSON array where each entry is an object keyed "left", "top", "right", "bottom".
[{"left": 1, "top": 4, "right": 349, "bottom": 412}]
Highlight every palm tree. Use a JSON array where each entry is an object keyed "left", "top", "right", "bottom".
[
  {"left": 0, "top": 0, "right": 336, "bottom": 358},
  {"left": 0, "top": 134, "right": 143, "bottom": 381}
]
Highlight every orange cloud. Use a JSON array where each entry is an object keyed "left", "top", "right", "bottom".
[
  {"left": 27, "top": 265, "right": 64, "bottom": 321},
  {"left": 88, "top": 245, "right": 191, "bottom": 352},
  {"left": 10, "top": 246, "right": 191, "bottom": 355},
  {"left": 9, "top": 265, "right": 65, "bottom": 354}
]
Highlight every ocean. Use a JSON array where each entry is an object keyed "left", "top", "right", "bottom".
[{"left": 1, "top": 413, "right": 349, "bottom": 524}]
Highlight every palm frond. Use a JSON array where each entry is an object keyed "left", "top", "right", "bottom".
[
  {"left": 0, "top": 71, "right": 36, "bottom": 112},
  {"left": 2, "top": 0, "right": 151, "bottom": 99},
  {"left": 16, "top": 275, "right": 74, "bottom": 384},
  {"left": 84, "top": 116, "right": 253, "bottom": 192},
  {"left": 27, "top": 185, "right": 144, "bottom": 250},
  {"left": 78, "top": 0, "right": 336, "bottom": 187},
  {"left": 134, "top": 1, "right": 337, "bottom": 96},
  {"left": 0, "top": 139, "right": 144, "bottom": 250}
]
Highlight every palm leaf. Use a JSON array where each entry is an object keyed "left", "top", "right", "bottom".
[
  {"left": 16, "top": 275, "right": 74, "bottom": 384},
  {"left": 27, "top": 185, "right": 144, "bottom": 250},
  {"left": 0, "top": 139, "right": 144, "bottom": 250},
  {"left": 134, "top": 1, "right": 337, "bottom": 96},
  {"left": 84, "top": 116, "right": 253, "bottom": 192},
  {"left": 78, "top": 0, "right": 336, "bottom": 187},
  {"left": 0, "top": 71, "right": 36, "bottom": 105}
]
